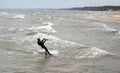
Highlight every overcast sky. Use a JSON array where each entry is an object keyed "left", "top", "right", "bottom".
[{"left": 0, "top": 0, "right": 120, "bottom": 9}]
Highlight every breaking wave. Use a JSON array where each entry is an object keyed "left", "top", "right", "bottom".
[
  {"left": 75, "top": 47, "right": 113, "bottom": 59},
  {"left": 0, "top": 12, "right": 25, "bottom": 19},
  {"left": 0, "top": 22, "right": 57, "bottom": 34},
  {"left": 5, "top": 31, "right": 113, "bottom": 59},
  {"left": 0, "top": 12, "right": 9, "bottom": 16},
  {"left": 0, "top": 11, "right": 116, "bottom": 59},
  {"left": 0, "top": 20, "right": 114, "bottom": 59},
  {"left": 86, "top": 22, "right": 120, "bottom": 34},
  {"left": 11, "top": 14, "right": 26, "bottom": 19}
]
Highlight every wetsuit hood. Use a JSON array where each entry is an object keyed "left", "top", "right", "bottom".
[{"left": 37, "top": 38, "right": 41, "bottom": 41}]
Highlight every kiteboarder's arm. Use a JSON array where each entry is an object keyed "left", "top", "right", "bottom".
[
  {"left": 42, "top": 38, "right": 48, "bottom": 43},
  {"left": 41, "top": 38, "right": 45, "bottom": 42},
  {"left": 43, "top": 39, "right": 48, "bottom": 43}
]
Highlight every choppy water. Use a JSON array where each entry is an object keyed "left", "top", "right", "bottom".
[{"left": 0, "top": 9, "right": 120, "bottom": 73}]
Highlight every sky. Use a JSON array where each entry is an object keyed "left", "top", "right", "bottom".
[{"left": 0, "top": 0, "right": 120, "bottom": 9}]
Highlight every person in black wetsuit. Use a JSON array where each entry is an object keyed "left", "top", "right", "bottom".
[{"left": 37, "top": 38, "right": 51, "bottom": 56}]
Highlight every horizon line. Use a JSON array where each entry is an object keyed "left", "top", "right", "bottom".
[{"left": 0, "top": 5, "right": 120, "bottom": 9}]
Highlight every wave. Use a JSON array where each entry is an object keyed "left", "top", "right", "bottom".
[
  {"left": 38, "top": 49, "right": 59, "bottom": 56},
  {"left": 0, "top": 22, "right": 114, "bottom": 58},
  {"left": 0, "top": 27, "right": 24, "bottom": 32},
  {"left": 0, "top": 12, "right": 26, "bottom": 19},
  {"left": 33, "top": 13, "right": 37, "bottom": 16},
  {"left": 0, "top": 21, "right": 57, "bottom": 34},
  {"left": 75, "top": 47, "right": 113, "bottom": 59},
  {"left": 26, "top": 22, "right": 57, "bottom": 33},
  {"left": 57, "top": 17, "right": 64, "bottom": 20},
  {"left": 86, "top": 23, "right": 119, "bottom": 34},
  {"left": 37, "top": 12, "right": 41, "bottom": 14},
  {"left": 0, "top": 12, "right": 9, "bottom": 16},
  {"left": 12, "top": 32, "right": 113, "bottom": 58},
  {"left": 42, "top": 22, "right": 54, "bottom": 26},
  {"left": 11, "top": 14, "right": 26, "bottom": 19},
  {"left": 0, "top": 22, "right": 114, "bottom": 59},
  {"left": 1, "top": 31, "right": 114, "bottom": 59},
  {"left": 46, "top": 15, "right": 54, "bottom": 19},
  {"left": 118, "top": 31, "right": 120, "bottom": 35},
  {"left": 101, "top": 24, "right": 117, "bottom": 32}
]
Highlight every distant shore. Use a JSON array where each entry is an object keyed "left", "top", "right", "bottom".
[
  {"left": 62, "top": 6, "right": 120, "bottom": 11},
  {"left": 96, "top": 15, "right": 120, "bottom": 21}
]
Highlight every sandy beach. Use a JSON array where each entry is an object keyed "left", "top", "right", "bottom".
[{"left": 96, "top": 15, "right": 120, "bottom": 21}]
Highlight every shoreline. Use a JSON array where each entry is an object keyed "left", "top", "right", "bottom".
[{"left": 96, "top": 15, "right": 120, "bottom": 21}]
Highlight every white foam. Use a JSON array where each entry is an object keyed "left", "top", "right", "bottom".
[
  {"left": 46, "top": 15, "right": 54, "bottom": 18},
  {"left": 33, "top": 13, "right": 37, "bottom": 15},
  {"left": 58, "top": 17, "right": 64, "bottom": 20},
  {"left": 6, "top": 27, "right": 24, "bottom": 32},
  {"left": 12, "top": 14, "right": 26, "bottom": 19},
  {"left": 75, "top": 47, "right": 113, "bottom": 59},
  {"left": 8, "top": 28, "right": 16, "bottom": 31},
  {"left": 7, "top": 22, "right": 57, "bottom": 33},
  {"left": 42, "top": 22, "right": 54, "bottom": 26},
  {"left": 26, "top": 25, "right": 57, "bottom": 33},
  {"left": 86, "top": 23, "right": 117, "bottom": 32},
  {"left": 37, "top": 22, "right": 56, "bottom": 33},
  {"left": 38, "top": 49, "right": 59, "bottom": 55},
  {"left": 39, "top": 25, "right": 52, "bottom": 31},
  {"left": 104, "top": 27, "right": 117, "bottom": 32},
  {"left": 39, "top": 18, "right": 43, "bottom": 20},
  {"left": 118, "top": 31, "right": 120, "bottom": 34},
  {"left": 37, "top": 12, "right": 41, "bottom": 14},
  {"left": 0, "top": 12, "right": 9, "bottom": 15},
  {"left": 16, "top": 31, "right": 114, "bottom": 59},
  {"left": 102, "top": 24, "right": 117, "bottom": 32},
  {"left": 20, "top": 31, "right": 85, "bottom": 53},
  {"left": 102, "top": 24, "right": 107, "bottom": 28},
  {"left": 41, "top": 26, "right": 56, "bottom": 33},
  {"left": 87, "top": 15, "right": 94, "bottom": 19}
]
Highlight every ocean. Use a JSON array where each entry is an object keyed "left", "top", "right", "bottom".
[{"left": 0, "top": 9, "right": 120, "bottom": 73}]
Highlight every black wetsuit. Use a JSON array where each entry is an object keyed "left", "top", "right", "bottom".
[{"left": 37, "top": 38, "right": 51, "bottom": 56}]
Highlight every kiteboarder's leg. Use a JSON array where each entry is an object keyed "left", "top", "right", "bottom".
[
  {"left": 45, "top": 51, "right": 48, "bottom": 58},
  {"left": 42, "top": 45, "right": 51, "bottom": 56},
  {"left": 45, "top": 51, "right": 47, "bottom": 55}
]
